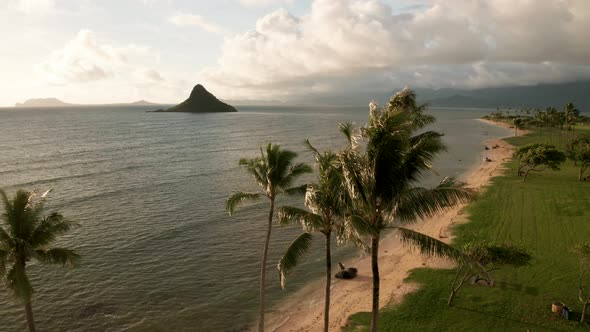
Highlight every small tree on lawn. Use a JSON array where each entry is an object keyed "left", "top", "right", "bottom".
[
  {"left": 574, "top": 243, "right": 590, "bottom": 323},
  {"left": 448, "top": 241, "right": 531, "bottom": 306},
  {"left": 565, "top": 135, "right": 590, "bottom": 181},
  {"left": 513, "top": 143, "right": 566, "bottom": 182}
]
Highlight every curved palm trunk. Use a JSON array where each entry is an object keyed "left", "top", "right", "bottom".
[
  {"left": 258, "top": 198, "right": 275, "bottom": 332},
  {"left": 324, "top": 232, "right": 332, "bottom": 332},
  {"left": 370, "top": 234, "right": 380, "bottom": 332},
  {"left": 25, "top": 300, "right": 36, "bottom": 332}
]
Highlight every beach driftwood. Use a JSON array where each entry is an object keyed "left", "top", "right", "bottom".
[{"left": 335, "top": 262, "right": 358, "bottom": 279}]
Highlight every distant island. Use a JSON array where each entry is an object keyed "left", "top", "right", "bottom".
[
  {"left": 153, "top": 84, "right": 237, "bottom": 113},
  {"left": 16, "top": 98, "right": 74, "bottom": 107},
  {"left": 15, "top": 98, "right": 159, "bottom": 108}
]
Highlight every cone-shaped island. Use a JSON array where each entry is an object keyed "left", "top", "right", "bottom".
[{"left": 154, "top": 84, "right": 237, "bottom": 113}]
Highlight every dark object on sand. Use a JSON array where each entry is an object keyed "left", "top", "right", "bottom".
[
  {"left": 335, "top": 262, "right": 358, "bottom": 279},
  {"left": 485, "top": 157, "right": 492, "bottom": 162},
  {"left": 484, "top": 146, "right": 489, "bottom": 150}
]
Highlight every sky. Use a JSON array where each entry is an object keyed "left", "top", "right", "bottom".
[{"left": 1, "top": 0, "right": 589, "bottom": 106}]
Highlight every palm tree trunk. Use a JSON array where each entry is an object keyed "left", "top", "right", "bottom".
[
  {"left": 258, "top": 198, "right": 275, "bottom": 332},
  {"left": 324, "top": 232, "right": 332, "bottom": 332},
  {"left": 370, "top": 234, "right": 380, "bottom": 332},
  {"left": 24, "top": 300, "right": 36, "bottom": 332}
]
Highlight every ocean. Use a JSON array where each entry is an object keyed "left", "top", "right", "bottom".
[{"left": 0, "top": 105, "right": 510, "bottom": 331}]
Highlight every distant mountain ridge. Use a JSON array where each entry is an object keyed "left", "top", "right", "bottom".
[
  {"left": 269, "top": 80, "right": 590, "bottom": 110},
  {"left": 411, "top": 81, "right": 590, "bottom": 110},
  {"left": 15, "top": 98, "right": 160, "bottom": 108}
]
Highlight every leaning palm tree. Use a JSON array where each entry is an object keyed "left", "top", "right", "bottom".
[
  {"left": 339, "top": 89, "right": 475, "bottom": 332},
  {"left": 0, "top": 189, "right": 80, "bottom": 332},
  {"left": 226, "top": 143, "right": 311, "bottom": 332},
  {"left": 276, "top": 140, "right": 364, "bottom": 332}
]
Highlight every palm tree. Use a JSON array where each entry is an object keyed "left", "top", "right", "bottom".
[
  {"left": 276, "top": 140, "right": 364, "bottom": 332},
  {"left": 564, "top": 102, "right": 580, "bottom": 138},
  {"left": 339, "top": 89, "right": 475, "bottom": 332},
  {"left": 226, "top": 143, "right": 311, "bottom": 332},
  {"left": 0, "top": 189, "right": 80, "bottom": 332},
  {"left": 513, "top": 118, "right": 525, "bottom": 136}
]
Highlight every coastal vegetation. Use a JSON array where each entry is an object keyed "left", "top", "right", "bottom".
[
  {"left": 0, "top": 189, "right": 80, "bottom": 332},
  {"left": 226, "top": 144, "right": 311, "bottom": 332},
  {"left": 565, "top": 135, "right": 590, "bottom": 181},
  {"left": 513, "top": 143, "right": 566, "bottom": 182},
  {"left": 447, "top": 241, "right": 531, "bottom": 306},
  {"left": 276, "top": 140, "right": 363, "bottom": 332},
  {"left": 345, "top": 117, "right": 590, "bottom": 330},
  {"left": 337, "top": 90, "right": 475, "bottom": 331}
]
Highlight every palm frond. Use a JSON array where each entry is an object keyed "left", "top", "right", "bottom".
[
  {"left": 31, "top": 213, "right": 79, "bottom": 247},
  {"left": 336, "top": 219, "right": 369, "bottom": 252},
  {"left": 268, "top": 144, "right": 298, "bottom": 186},
  {"left": 303, "top": 138, "right": 320, "bottom": 156},
  {"left": 0, "top": 249, "right": 7, "bottom": 277},
  {"left": 279, "top": 163, "right": 312, "bottom": 189},
  {"left": 339, "top": 122, "right": 355, "bottom": 146},
  {"left": 0, "top": 226, "right": 13, "bottom": 247},
  {"left": 35, "top": 248, "right": 80, "bottom": 267},
  {"left": 277, "top": 232, "right": 313, "bottom": 289},
  {"left": 396, "top": 227, "right": 464, "bottom": 262},
  {"left": 238, "top": 157, "right": 267, "bottom": 189},
  {"left": 6, "top": 262, "right": 33, "bottom": 302},
  {"left": 225, "top": 191, "right": 262, "bottom": 215},
  {"left": 348, "top": 214, "right": 377, "bottom": 237},
  {"left": 339, "top": 150, "right": 369, "bottom": 206},
  {"left": 276, "top": 206, "right": 323, "bottom": 230},
  {"left": 403, "top": 131, "right": 447, "bottom": 182},
  {"left": 393, "top": 182, "right": 476, "bottom": 224},
  {"left": 283, "top": 184, "right": 308, "bottom": 196}
]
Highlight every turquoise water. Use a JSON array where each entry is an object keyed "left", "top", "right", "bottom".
[{"left": 0, "top": 105, "right": 510, "bottom": 331}]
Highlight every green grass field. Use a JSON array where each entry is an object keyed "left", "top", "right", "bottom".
[{"left": 345, "top": 125, "right": 590, "bottom": 331}]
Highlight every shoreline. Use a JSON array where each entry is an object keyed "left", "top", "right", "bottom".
[{"left": 266, "top": 118, "right": 521, "bottom": 331}]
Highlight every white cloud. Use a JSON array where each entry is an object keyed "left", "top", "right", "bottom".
[
  {"left": 19, "top": 0, "right": 54, "bottom": 13},
  {"left": 168, "top": 14, "right": 224, "bottom": 34},
  {"left": 238, "top": 0, "right": 293, "bottom": 7},
  {"left": 39, "top": 30, "right": 164, "bottom": 86},
  {"left": 16, "top": 0, "right": 55, "bottom": 15},
  {"left": 199, "top": 0, "right": 590, "bottom": 101}
]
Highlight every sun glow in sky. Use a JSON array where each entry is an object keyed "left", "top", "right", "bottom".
[{"left": 1, "top": 0, "right": 589, "bottom": 106}]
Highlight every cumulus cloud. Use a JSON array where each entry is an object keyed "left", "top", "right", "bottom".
[
  {"left": 39, "top": 30, "right": 164, "bottom": 86},
  {"left": 13, "top": 0, "right": 55, "bottom": 15},
  {"left": 199, "top": 0, "right": 590, "bottom": 101},
  {"left": 168, "top": 14, "right": 224, "bottom": 34},
  {"left": 238, "top": 0, "right": 293, "bottom": 7}
]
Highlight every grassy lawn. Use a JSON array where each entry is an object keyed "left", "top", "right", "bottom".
[{"left": 345, "top": 125, "right": 590, "bottom": 331}]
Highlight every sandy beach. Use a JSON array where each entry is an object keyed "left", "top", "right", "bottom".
[{"left": 267, "top": 119, "right": 525, "bottom": 331}]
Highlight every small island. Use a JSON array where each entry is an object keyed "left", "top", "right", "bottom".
[
  {"left": 153, "top": 84, "right": 237, "bottom": 113},
  {"left": 16, "top": 98, "right": 73, "bottom": 107}
]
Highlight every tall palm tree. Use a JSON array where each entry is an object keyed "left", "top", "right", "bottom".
[
  {"left": 564, "top": 102, "right": 580, "bottom": 138},
  {"left": 339, "top": 89, "right": 475, "bottom": 332},
  {"left": 276, "top": 140, "right": 364, "bottom": 332},
  {"left": 513, "top": 118, "right": 525, "bottom": 136},
  {"left": 226, "top": 143, "right": 311, "bottom": 332},
  {"left": 0, "top": 189, "right": 80, "bottom": 332}
]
